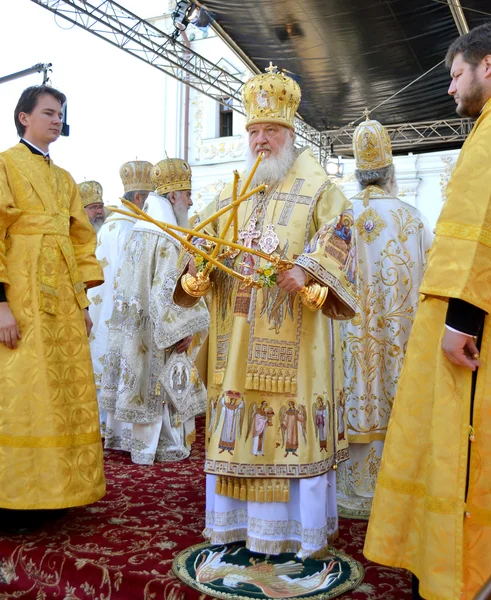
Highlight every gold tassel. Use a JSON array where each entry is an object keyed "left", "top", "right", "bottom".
[
  {"left": 266, "top": 481, "right": 273, "bottom": 502},
  {"left": 240, "top": 479, "right": 247, "bottom": 501},
  {"left": 248, "top": 481, "right": 256, "bottom": 502},
  {"left": 227, "top": 477, "right": 234, "bottom": 497},
  {"left": 155, "top": 381, "right": 161, "bottom": 395},
  {"left": 258, "top": 482, "right": 264, "bottom": 502},
  {"left": 221, "top": 477, "right": 228, "bottom": 496},
  {"left": 233, "top": 478, "right": 241, "bottom": 499},
  {"left": 271, "top": 376, "right": 278, "bottom": 393},
  {"left": 265, "top": 373, "right": 272, "bottom": 392},
  {"left": 259, "top": 374, "right": 265, "bottom": 390},
  {"left": 246, "top": 370, "right": 253, "bottom": 389},
  {"left": 282, "top": 480, "right": 290, "bottom": 502},
  {"left": 284, "top": 376, "right": 291, "bottom": 393},
  {"left": 277, "top": 377, "right": 284, "bottom": 393},
  {"left": 274, "top": 481, "right": 281, "bottom": 502},
  {"left": 213, "top": 370, "right": 224, "bottom": 385},
  {"left": 253, "top": 371, "right": 259, "bottom": 389},
  {"left": 216, "top": 476, "right": 222, "bottom": 495},
  {"left": 291, "top": 377, "right": 297, "bottom": 394}
]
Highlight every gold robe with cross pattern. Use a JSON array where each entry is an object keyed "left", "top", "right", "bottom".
[
  {"left": 0, "top": 143, "right": 105, "bottom": 509},
  {"left": 178, "top": 147, "right": 357, "bottom": 502}
]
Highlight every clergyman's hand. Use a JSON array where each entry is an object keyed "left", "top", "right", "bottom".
[
  {"left": 0, "top": 303, "right": 21, "bottom": 350},
  {"left": 276, "top": 266, "right": 307, "bottom": 293},
  {"left": 441, "top": 328, "right": 481, "bottom": 371},
  {"left": 176, "top": 335, "right": 193, "bottom": 354},
  {"left": 187, "top": 258, "right": 197, "bottom": 278},
  {"left": 84, "top": 308, "right": 93, "bottom": 337}
]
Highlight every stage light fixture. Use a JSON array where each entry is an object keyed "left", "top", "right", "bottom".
[{"left": 324, "top": 142, "right": 344, "bottom": 177}]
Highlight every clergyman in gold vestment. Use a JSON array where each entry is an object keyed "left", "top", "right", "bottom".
[
  {"left": 0, "top": 85, "right": 106, "bottom": 514},
  {"left": 177, "top": 66, "right": 357, "bottom": 557},
  {"left": 364, "top": 24, "right": 491, "bottom": 600}
]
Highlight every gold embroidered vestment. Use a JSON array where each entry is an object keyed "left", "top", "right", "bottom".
[
  {"left": 196, "top": 148, "right": 357, "bottom": 491},
  {"left": 0, "top": 143, "right": 105, "bottom": 509}
]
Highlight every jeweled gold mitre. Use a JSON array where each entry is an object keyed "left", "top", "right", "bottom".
[
  {"left": 353, "top": 118, "right": 393, "bottom": 171},
  {"left": 78, "top": 180, "right": 103, "bottom": 208},
  {"left": 151, "top": 158, "right": 192, "bottom": 196},
  {"left": 242, "top": 63, "right": 301, "bottom": 130},
  {"left": 120, "top": 160, "right": 154, "bottom": 193}
]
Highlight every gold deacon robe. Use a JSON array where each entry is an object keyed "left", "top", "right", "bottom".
[
  {"left": 178, "top": 148, "right": 357, "bottom": 555},
  {"left": 0, "top": 143, "right": 105, "bottom": 509},
  {"left": 364, "top": 98, "right": 491, "bottom": 600}
]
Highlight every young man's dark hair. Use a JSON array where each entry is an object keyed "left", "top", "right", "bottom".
[
  {"left": 13, "top": 85, "right": 66, "bottom": 137},
  {"left": 445, "top": 22, "right": 491, "bottom": 69}
]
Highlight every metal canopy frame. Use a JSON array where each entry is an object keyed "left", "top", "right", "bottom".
[{"left": 30, "top": 0, "right": 470, "bottom": 157}]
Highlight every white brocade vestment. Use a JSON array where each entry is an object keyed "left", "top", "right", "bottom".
[
  {"left": 99, "top": 193, "right": 209, "bottom": 465},
  {"left": 336, "top": 186, "right": 434, "bottom": 517},
  {"left": 88, "top": 211, "right": 137, "bottom": 433}
]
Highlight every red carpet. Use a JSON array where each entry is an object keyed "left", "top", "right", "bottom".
[{"left": 0, "top": 417, "right": 411, "bottom": 599}]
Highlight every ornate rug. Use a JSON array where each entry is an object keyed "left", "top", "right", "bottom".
[
  {"left": 0, "top": 416, "right": 411, "bottom": 599},
  {"left": 173, "top": 541, "right": 364, "bottom": 599}
]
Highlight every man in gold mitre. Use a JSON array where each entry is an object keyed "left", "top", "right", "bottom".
[
  {"left": 100, "top": 158, "right": 209, "bottom": 465},
  {"left": 78, "top": 180, "right": 106, "bottom": 232},
  {"left": 364, "top": 22, "right": 491, "bottom": 600},
  {"left": 87, "top": 160, "right": 154, "bottom": 435},
  {"left": 178, "top": 64, "right": 358, "bottom": 557},
  {"left": 0, "top": 85, "right": 105, "bottom": 530},
  {"left": 336, "top": 118, "right": 433, "bottom": 519}
]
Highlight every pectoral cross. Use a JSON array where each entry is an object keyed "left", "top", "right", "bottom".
[
  {"left": 238, "top": 217, "right": 261, "bottom": 276},
  {"left": 238, "top": 217, "right": 261, "bottom": 250}
]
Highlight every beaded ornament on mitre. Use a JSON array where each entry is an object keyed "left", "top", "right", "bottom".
[
  {"left": 151, "top": 158, "right": 192, "bottom": 196},
  {"left": 78, "top": 180, "right": 103, "bottom": 208},
  {"left": 120, "top": 160, "right": 154, "bottom": 193},
  {"left": 353, "top": 115, "right": 393, "bottom": 171},
  {"left": 242, "top": 62, "right": 301, "bottom": 130}
]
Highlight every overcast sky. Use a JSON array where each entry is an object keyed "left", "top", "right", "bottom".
[{"left": 0, "top": 0, "right": 175, "bottom": 203}]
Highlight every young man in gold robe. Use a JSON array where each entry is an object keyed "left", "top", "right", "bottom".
[
  {"left": 177, "top": 66, "right": 357, "bottom": 557},
  {"left": 0, "top": 86, "right": 106, "bottom": 527},
  {"left": 364, "top": 23, "right": 491, "bottom": 600}
]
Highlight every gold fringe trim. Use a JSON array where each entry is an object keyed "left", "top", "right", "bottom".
[
  {"left": 245, "top": 367, "right": 299, "bottom": 393},
  {"left": 203, "top": 529, "right": 339, "bottom": 558},
  {"left": 216, "top": 476, "right": 290, "bottom": 503}
]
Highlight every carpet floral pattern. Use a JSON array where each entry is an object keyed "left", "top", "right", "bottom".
[{"left": 0, "top": 417, "right": 411, "bottom": 599}]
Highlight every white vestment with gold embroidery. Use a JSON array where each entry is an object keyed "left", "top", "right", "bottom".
[
  {"left": 337, "top": 187, "right": 433, "bottom": 517},
  {"left": 88, "top": 211, "right": 137, "bottom": 433},
  {"left": 99, "top": 193, "right": 210, "bottom": 465}
]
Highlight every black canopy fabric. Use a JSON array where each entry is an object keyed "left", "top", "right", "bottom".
[{"left": 204, "top": 0, "right": 490, "bottom": 132}]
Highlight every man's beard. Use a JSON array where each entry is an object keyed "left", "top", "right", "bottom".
[
  {"left": 245, "top": 140, "right": 297, "bottom": 187},
  {"left": 173, "top": 203, "right": 190, "bottom": 229},
  {"left": 91, "top": 216, "right": 105, "bottom": 233},
  {"left": 456, "top": 72, "right": 486, "bottom": 118}
]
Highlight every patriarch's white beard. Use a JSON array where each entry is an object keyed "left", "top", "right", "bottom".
[{"left": 245, "top": 141, "right": 296, "bottom": 187}]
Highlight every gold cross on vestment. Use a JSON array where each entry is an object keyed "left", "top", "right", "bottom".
[{"left": 265, "top": 62, "right": 278, "bottom": 74}]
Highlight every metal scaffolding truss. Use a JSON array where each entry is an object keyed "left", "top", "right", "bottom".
[
  {"left": 29, "top": 0, "right": 323, "bottom": 149},
  {"left": 30, "top": 0, "right": 470, "bottom": 156},
  {"left": 322, "top": 118, "right": 473, "bottom": 155}
]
